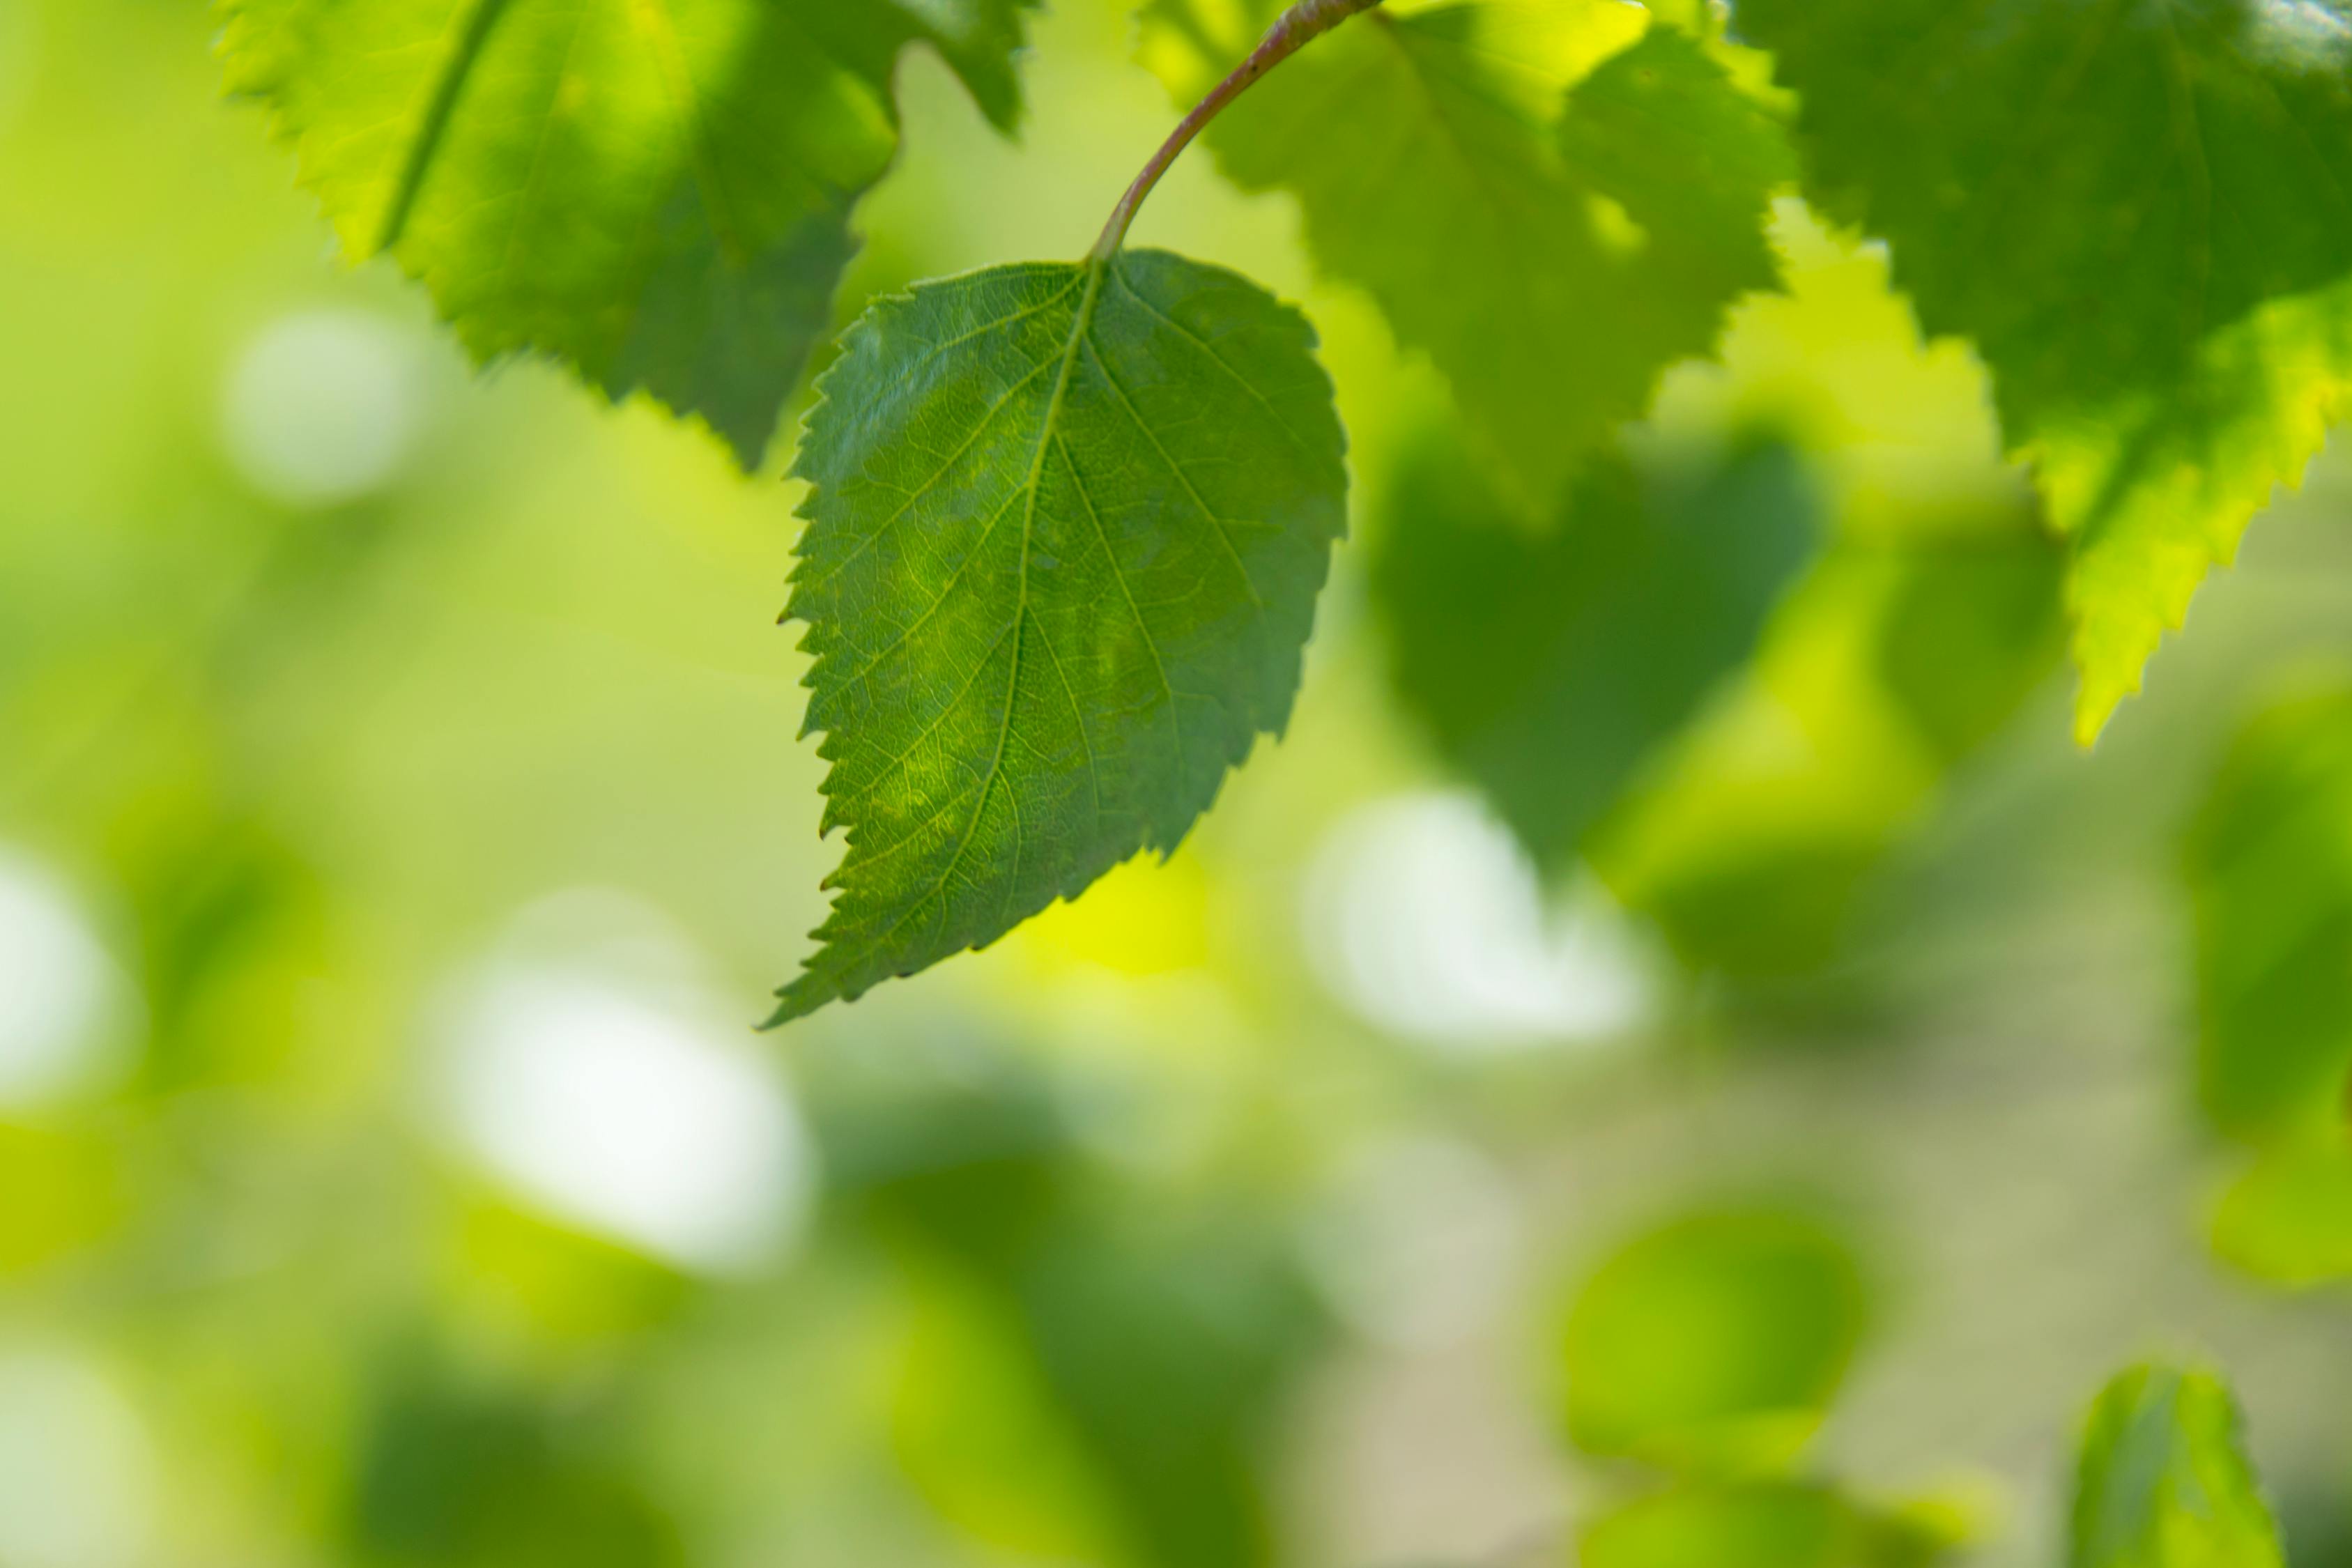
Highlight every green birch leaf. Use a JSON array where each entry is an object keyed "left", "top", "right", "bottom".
[
  {"left": 771, "top": 250, "right": 1346, "bottom": 1022},
  {"left": 219, "top": 0, "right": 1040, "bottom": 468},
  {"left": 2068, "top": 1363, "right": 2284, "bottom": 1568},
  {"left": 1374, "top": 424, "right": 1817, "bottom": 873},
  {"left": 1136, "top": 1, "right": 1790, "bottom": 509},
  {"left": 1732, "top": 0, "right": 2352, "bottom": 740}
]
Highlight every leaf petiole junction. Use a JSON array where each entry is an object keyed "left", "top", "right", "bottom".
[{"left": 1093, "top": 0, "right": 1384, "bottom": 260}]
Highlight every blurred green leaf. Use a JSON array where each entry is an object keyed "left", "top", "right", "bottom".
[
  {"left": 2068, "top": 1362, "right": 2283, "bottom": 1568},
  {"left": 219, "top": 0, "right": 1040, "bottom": 467},
  {"left": 1594, "top": 517, "right": 2063, "bottom": 980},
  {"left": 0, "top": 1123, "right": 132, "bottom": 1277},
  {"left": 352, "top": 1352, "right": 683, "bottom": 1568},
  {"left": 772, "top": 251, "right": 1345, "bottom": 1022},
  {"left": 1373, "top": 425, "right": 1816, "bottom": 872},
  {"left": 2188, "top": 684, "right": 2352, "bottom": 1142},
  {"left": 2211, "top": 1130, "right": 2352, "bottom": 1289},
  {"left": 1583, "top": 1481, "right": 1951, "bottom": 1568},
  {"left": 1734, "top": 0, "right": 2352, "bottom": 741},
  {"left": 828, "top": 1059, "right": 1323, "bottom": 1568},
  {"left": 1136, "top": 1, "right": 1789, "bottom": 509},
  {"left": 1562, "top": 1204, "right": 1868, "bottom": 1473}
]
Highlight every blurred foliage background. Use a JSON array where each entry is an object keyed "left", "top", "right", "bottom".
[{"left": 10, "top": 2, "right": 2352, "bottom": 1566}]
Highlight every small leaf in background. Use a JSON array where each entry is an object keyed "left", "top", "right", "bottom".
[
  {"left": 822, "top": 1057, "right": 1322, "bottom": 1568},
  {"left": 774, "top": 250, "right": 1346, "bottom": 1022},
  {"left": 220, "top": 0, "right": 1040, "bottom": 468},
  {"left": 1733, "top": 0, "right": 2352, "bottom": 741},
  {"left": 1137, "top": 1, "right": 1790, "bottom": 510},
  {"left": 1592, "top": 521, "right": 2063, "bottom": 981},
  {"left": 1373, "top": 424, "right": 1816, "bottom": 874},
  {"left": 2210, "top": 1130, "right": 2352, "bottom": 1289},
  {"left": 352, "top": 1350, "right": 684, "bottom": 1568},
  {"left": 1582, "top": 211, "right": 2068, "bottom": 983},
  {"left": 2068, "top": 1363, "right": 2283, "bottom": 1568},
  {"left": 1583, "top": 1481, "right": 1953, "bottom": 1568},
  {"left": 1561, "top": 1204, "right": 1868, "bottom": 1473},
  {"left": 2187, "top": 684, "right": 2352, "bottom": 1141},
  {"left": 2188, "top": 685, "right": 2352, "bottom": 1286}
]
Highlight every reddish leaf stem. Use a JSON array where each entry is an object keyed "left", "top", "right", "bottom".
[{"left": 1092, "top": 0, "right": 1384, "bottom": 261}]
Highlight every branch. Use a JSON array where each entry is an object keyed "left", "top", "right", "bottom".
[{"left": 1093, "top": 0, "right": 1384, "bottom": 259}]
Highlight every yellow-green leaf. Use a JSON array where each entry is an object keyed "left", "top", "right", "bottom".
[
  {"left": 1137, "top": 1, "right": 1790, "bottom": 509},
  {"left": 2069, "top": 1363, "right": 2283, "bottom": 1568},
  {"left": 1736, "top": 0, "right": 2352, "bottom": 740}
]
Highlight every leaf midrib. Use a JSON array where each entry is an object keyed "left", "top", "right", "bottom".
[{"left": 378, "top": 0, "right": 516, "bottom": 251}]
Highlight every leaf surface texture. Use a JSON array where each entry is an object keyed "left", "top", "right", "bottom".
[{"left": 776, "top": 250, "right": 1346, "bottom": 1021}]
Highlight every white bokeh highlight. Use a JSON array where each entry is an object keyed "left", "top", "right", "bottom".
[
  {"left": 1300, "top": 1136, "right": 1525, "bottom": 1351},
  {"left": 0, "top": 1348, "right": 156, "bottom": 1568},
  {"left": 0, "top": 850, "right": 136, "bottom": 1109},
  {"left": 433, "top": 892, "right": 814, "bottom": 1275},
  {"left": 220, "top": 309, "right": 426, "bottom": 507},
  {"left": 1304, "top": 792, "right": 1654, "bottom": 1052}
]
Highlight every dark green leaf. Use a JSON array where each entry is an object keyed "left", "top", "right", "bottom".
[
  {"left": 1374, "top": 424, "right": 1816, "bottom": 873},
  {"left": 1735, "top": 0, "right": 2352, "bottom": 739},
  {"left": 220, "top": 0, "right": 1040, "bottom": 467},
  {"left": 773, "top": 250, "right": 1346, "bottom": 1022},
  {"left": 1137, "top": 2, "right": 1790, "bottom": 509},
  {"left": 2069, "top": 1362, "right": 2283, "bottom": 1568}
]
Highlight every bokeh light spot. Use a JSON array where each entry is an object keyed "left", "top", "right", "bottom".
[
  {"left": 1301, "top": 1135, "right": 1525, "bottom": 1351},
  {"left": 0, "top": 850, "right": 136, "bottom": 1110},
  {"left": 0, "top": 1348, "right": 155, "bottom": 1568},
  {"left": 219, "top": 308, "right": 426, "bottom": 507},
  {"left": 1303, "top": 792, "right": 1654, "bottom": 1052},
  {"left": 434, "top": 895, "right": 814, "bottom": 1275}
]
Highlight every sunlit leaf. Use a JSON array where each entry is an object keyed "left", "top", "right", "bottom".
[
  {"left": 1583, "top": 1482, "right": 1952, "bottom": 1568},
  {"left": 1373, "top": 424, "right": 1816, "bottom": 873},
  {"left": 1137, "top": 0, "right": 1789, "bottom": 509},
  {"left": 2068, "top": 1362, "right": 2283, "bottom": 1568},
  {"left": 772, "top": 250, "right": 1346, "bottom": 1022},
  {"left": 1562, "top": 1205, "right": 1868, "bottom": 1473},
  {"left": 2211, "top": 1130, "right": 2352, "bottom": 1288},
  {"left": 220, "top": 0, "right": 1040, "bottom": 467},
  {"left": 1735, "top": 0, "right": 2352, "bottom": 740}
]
